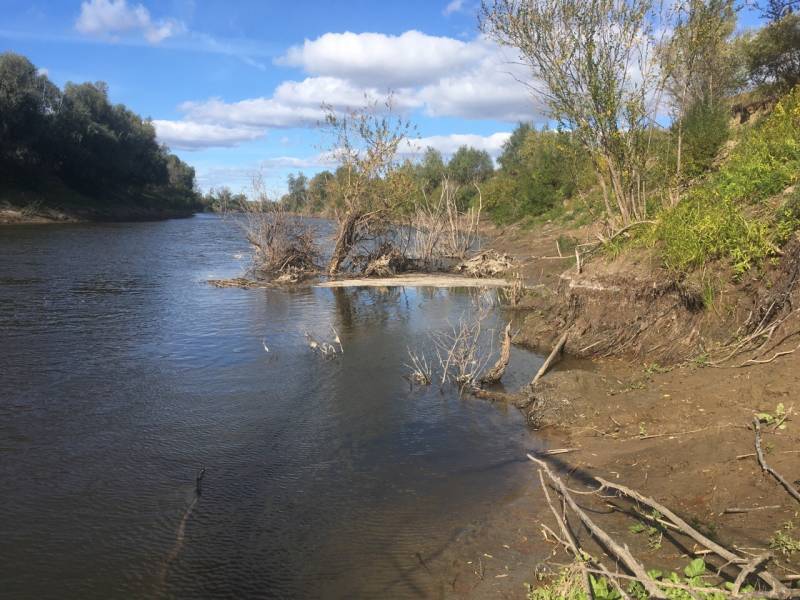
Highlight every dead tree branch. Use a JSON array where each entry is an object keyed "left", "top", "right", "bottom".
[
  {"left": 528, "top": 454, "right": 668, "bottom": 599},
  {"left": 532, "top": 332, "right": 569, "bottom": 385},
  {"left": 754, "top": 418, "right": 800, "bottom": 504}
]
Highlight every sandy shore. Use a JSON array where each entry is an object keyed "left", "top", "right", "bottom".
[{"left": 316, "top": 274, "right": 511, "bottom": 288}]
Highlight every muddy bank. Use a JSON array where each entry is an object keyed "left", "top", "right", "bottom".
[
  {"left": 423, "top": 355, "right": 800, "bottom": 598},
  {"left": 412, "top": 221, "right": 800, "bottom": 598}
]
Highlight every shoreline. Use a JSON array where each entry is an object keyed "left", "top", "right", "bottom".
[
  {"left": 0, "top": 205, "right": 199, "bottom": 225},
  {"left": 414, "top": 219, "right": 800, "bottom": 597}
]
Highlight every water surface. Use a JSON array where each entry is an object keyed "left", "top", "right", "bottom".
[{"left": 0, "top": 215, "right": 541, "bottom": 599}]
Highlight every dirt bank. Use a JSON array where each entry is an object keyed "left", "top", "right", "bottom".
[
  {"left": 411, "top": 220, "right": 800, "bottom": 598},
  {"left": 0, "top": 205, "right": 198, "bottom": 224}
]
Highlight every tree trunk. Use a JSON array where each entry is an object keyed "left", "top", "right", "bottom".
[{"left": 328, "top": 209, "right": 362, "bottom": 275}]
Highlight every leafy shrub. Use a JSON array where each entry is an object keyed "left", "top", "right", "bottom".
[
  {"left": 485, "top": 125, "right": 592, "bottom": 224},
  {"left": 679, "top": 99, "right": 731, "bottom": 180}
]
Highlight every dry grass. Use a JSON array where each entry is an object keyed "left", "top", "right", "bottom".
[
  {"left": 232, "top": 176, "right": 320, "bottom": 282},
  {"left": 407, "top": 176, "right": 483, "bottom": 266}
]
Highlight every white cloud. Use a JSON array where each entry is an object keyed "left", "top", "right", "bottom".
[
  {"left": 276, "top": 32, "right": 544, "bottom": 122},
  {"left": 158, "top": 31, "right": 547, "bottom": 151},
  {"left": 278, "top": 30, "right": 485, "bottom": 87},
  {"left": 178, "top": 96, "right": 325, "bottom": 130},
  {"left": 273, "top": 77, "right": 419, "bottom": 111},
  {"left": 171, "top": 77, "right": 420, "bottom": 135},
  {"left": 75, "top": 0, "right": 184, "bottom": 44},
  {"left": 418, "top": 39, "right": 547, "bottom": 121},
  {"left": 443, "top": 0, "right": 465, "bottom": 15},
  {"left": 403, "top": 132, "right": 512, "bottom": 158},
  {"left": 152, "top": 120, "right": 264, "bottom": 150},
  {"left": 259, "top": 154, "right": 334, "bottom": 169}
]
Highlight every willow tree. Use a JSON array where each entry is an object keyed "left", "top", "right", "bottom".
[
  {"left": 481, "top": 0, "right": 666, "bottom": 227},
  {"left": 660, "top": 0, "right": 737, "bottom": 190},
  {"left": 323, "top": 98, "right": 414, "bottom": 275}
]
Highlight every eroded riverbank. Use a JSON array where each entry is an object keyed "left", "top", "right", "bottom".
[{"left": 419, "top": 219, "right": 800, "bottom": 598}]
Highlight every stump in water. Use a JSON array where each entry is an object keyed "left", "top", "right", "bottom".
[{"left": 480, "top": 322, "right": 512, "bottom": 385}]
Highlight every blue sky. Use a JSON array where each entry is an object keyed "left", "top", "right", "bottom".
[{"left": 1, "top": 0, "right": 764, "bottom": 196}]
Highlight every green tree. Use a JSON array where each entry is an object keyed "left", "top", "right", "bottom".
[
  {"left": 660, "top": 0, "right": 738, "bottom": 189},
  {"left": 0, "top": 53, "right": 60, "bottom": 171},
  {"left": 744, "top": 13, "right": 800, "bottom": 93},
  {"left": 482, "top": 0, "right": 666, "bottom": 226},
  {"left": 306, "top": 170, "right": 334, "bottom": 214},
  {"left": 676, "top": 98, "right": 730, "bottom": 180},
  {"left": 282, "top": 172, "right": 309, "bottom": 212},
  {"left": 0, "top": 51, "right": 199, "bottom": 211},
  {"left": 485, "top": 124, "right": 591, "bottom": 223},
  {"left": 757, "top": 0, "right": 799, "bottom": 21},
  {"left": 447, "top": 146, "right": 493, "bottom": 185},
  {"left": 418, "top": 147, "right": 446, "bottom": 193}
]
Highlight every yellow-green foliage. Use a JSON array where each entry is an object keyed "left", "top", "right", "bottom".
[{"left": 652, "top": 86, "right": 800, "bottom": 275}]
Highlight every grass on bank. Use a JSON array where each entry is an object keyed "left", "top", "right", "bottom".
[
  {"left": 527, "top": 559, "right": 767, "bottom": 600},
  {"left": 647, "top": 86, "right": 800, "bottom": 277}
]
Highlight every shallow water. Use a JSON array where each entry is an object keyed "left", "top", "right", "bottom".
[{"left": 0, "top": 214, "right": 542, "bottom": 599}]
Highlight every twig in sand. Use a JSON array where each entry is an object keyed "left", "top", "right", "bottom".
[
  {"left": 536, "top": 469, "right": 593, "bottom": 599},
  {"left": 739, "top": 340, "right": 800, "bottom": 367},
  {"left": 626, "top": 425, "right": 713, "bottom": 441},
  {"left": 723, "top": 506, "right": 782, "bottom": 515},
  {"left": 738, "top": 451, "right": 800, "bottom": 460},
  {"left": 596, "top": 477, "right": 793, "bottom": 596},
  {"left": 754, "top": 418, "right": 800, "bottom": 504},
  {"left": 540, "top": 448, "right": 580, "bottom": 456}
]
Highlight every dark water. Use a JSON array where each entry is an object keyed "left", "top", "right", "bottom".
[{"left": 0, "top": 215, "right": 542, "bottom": 599}]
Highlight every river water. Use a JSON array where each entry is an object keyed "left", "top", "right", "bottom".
[{"left": 0, "top": 214, "right": 542, "bottom": 599}]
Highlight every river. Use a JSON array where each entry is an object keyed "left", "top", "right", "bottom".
[{"left": 0, "top": 214, "right": 543, "bottom": 599}]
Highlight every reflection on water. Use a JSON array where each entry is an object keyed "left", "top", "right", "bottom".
[{"left": 0, "top": 215, "right": 542, "bottom": 599}]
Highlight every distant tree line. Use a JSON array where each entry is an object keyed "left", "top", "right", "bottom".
[
  {"left": 0, "top": 52, "right": 199, "bottom": 211},
  {"left": 273, "top": 145, "right": 494, "bottom": 217}
]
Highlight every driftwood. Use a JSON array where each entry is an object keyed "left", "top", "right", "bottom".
[
  {"left": 480, "top": 322, "right": 512, "bottom": 385},
  {"left": 733, "top": 554, "right": 773, "bottom": 595},
  {"left": 529, "top": 454, "right": 668, "bottom": 599},
  {"left": 527, "top": 454, "right": 798, "bottom": 599},
  {"left": 532, "top": 332, "right": 568, "bottom": 385},
  {"left": 596, "top": 477, "right": 793, "bottom": 597},
  {"left": 723, "top": 505, "right": 782, "bottom": 515},
  {"left": 754, "top": 418, "right": 800, "bottom": 504},
  {"left": 536, "top": 469, "right": 593, "bottom": 598},
  {"left": 455, "top": 250, "right": 514, "bottom": 278}
]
